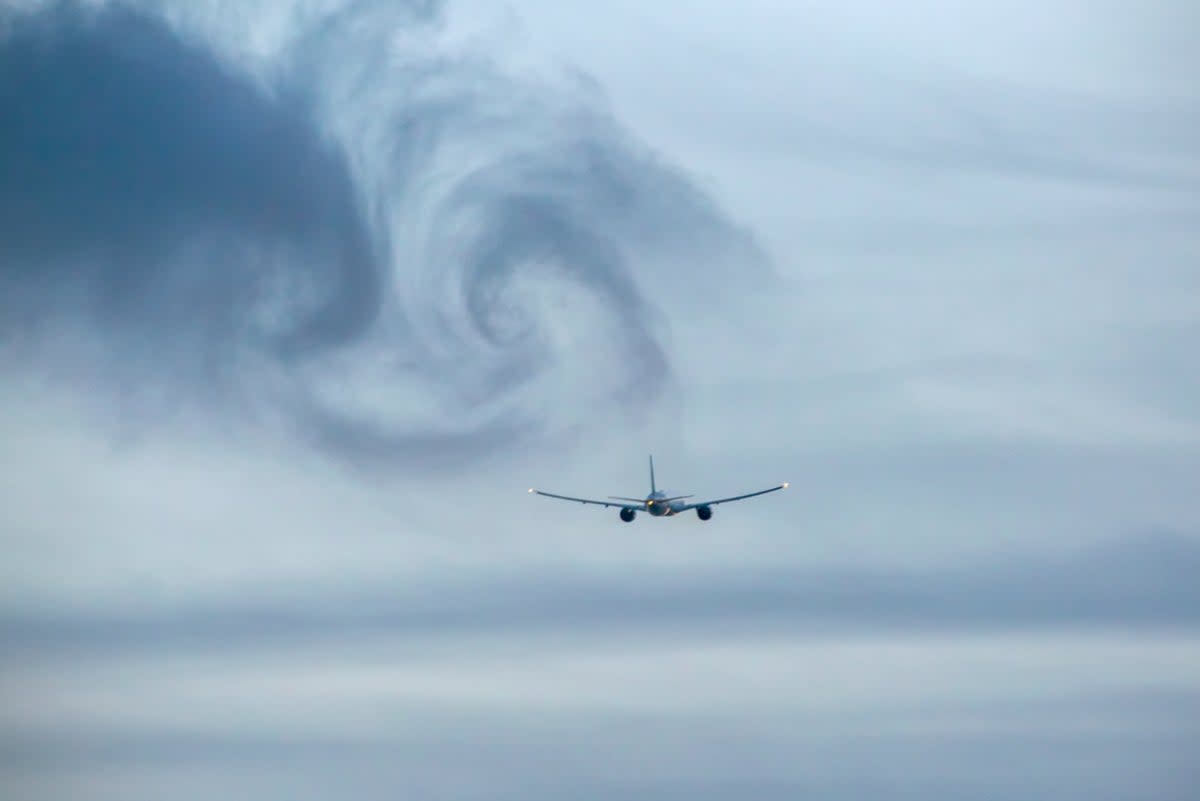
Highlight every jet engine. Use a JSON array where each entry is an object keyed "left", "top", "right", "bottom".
[
  {"left": 620, "top": 507, "right": 637, "bottom": 522},
  {"left": 696, "top": 505, "right": 713, "bottom": 521}
]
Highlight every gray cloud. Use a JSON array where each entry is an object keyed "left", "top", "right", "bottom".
[
  {"left": 3, "top": 3, "right": 1199, "bottom": 799},
  {"left": 5, "top": 526, "right": 1198, "bottom": 801},
  {"left": 0, "top": 4, "right": 379, "bottom": 358},
  {"left": 5, "top": 697, "right": 1197, "bottom": 800},
  {"left": 4, "top": 532, "right": 1196, "bottom": 660},
  {"left": 0, "top": 1, "right": 766, "bottom": 467}
]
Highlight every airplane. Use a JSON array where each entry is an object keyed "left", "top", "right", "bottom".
[{"left": 528, "top": 456, "right": 787, "bottom": 522}]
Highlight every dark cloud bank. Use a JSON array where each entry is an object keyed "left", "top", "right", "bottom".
[{"left": 0, "top": 1, "right": 765, "bottom": 466}]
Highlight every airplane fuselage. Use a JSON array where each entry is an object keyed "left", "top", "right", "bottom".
[{"left": 643, "top": 490, "right": 684, "bottom": 517}]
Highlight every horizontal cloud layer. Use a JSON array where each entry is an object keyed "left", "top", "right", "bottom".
[{"left": 4, "top": 532, "right": 1196, "bottom": 659}]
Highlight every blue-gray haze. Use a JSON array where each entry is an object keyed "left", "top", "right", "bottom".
[{"left": 1, "top": 1, "right": 1198, "bottom": 799}]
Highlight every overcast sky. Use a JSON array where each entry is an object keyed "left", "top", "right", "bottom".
[{"left": 2, "top": 1, "right": 1198, "bottom": 799}]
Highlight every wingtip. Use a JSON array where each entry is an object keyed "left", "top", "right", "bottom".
[
  {"left": 528, "top": 488, "right": 535, "bottom": 493},
  {"left": 782, "top": 482, "right": 789, "bottom": 489}
]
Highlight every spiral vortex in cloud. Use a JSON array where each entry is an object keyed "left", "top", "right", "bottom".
[{"left": 0, "top": 0, "right": 767, "bottom": 467}]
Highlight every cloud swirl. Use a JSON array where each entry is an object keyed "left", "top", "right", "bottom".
[{"left": 0, "top": 1, "right": 766, "bottom": 466}]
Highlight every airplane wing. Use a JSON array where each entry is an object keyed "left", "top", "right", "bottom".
[
  {"left": 528, "top": 489, "right": 644, "bottom": 508},
  {"left": 678, "top": 482, "right": 788, "bottom": 510}
]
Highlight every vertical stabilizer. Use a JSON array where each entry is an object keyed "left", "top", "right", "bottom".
[{"left": 649, "top": 455, "right": 657, "bottom": 494}]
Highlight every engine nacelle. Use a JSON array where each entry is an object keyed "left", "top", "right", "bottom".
[
  {"left": 619, "top": 507, "right": 637, "bottom": 522},
  {"left": 696, "top": 505, "right": 713, "bottom": 521}
]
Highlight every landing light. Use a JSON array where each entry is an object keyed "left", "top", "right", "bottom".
[
  {"left": 782, "top": 482, "right": 789, "bottom": 489},
  {"left": 528, "top": 488, "right": 535, "bottom": 493}
]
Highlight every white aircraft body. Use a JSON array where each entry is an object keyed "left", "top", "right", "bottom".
[{"left": 529, "top": 456, "right": 787, "bottom": 522}]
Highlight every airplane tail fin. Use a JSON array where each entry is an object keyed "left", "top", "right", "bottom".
[{"left": 649, "top": 455, "right": 657, "bottom": 494}]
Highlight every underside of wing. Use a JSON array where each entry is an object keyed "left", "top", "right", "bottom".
[
  {"left": 529, "top": 489, "right": 641, "bottom": 508},
  {"left": 678, "top": 482, "right": 788, "bottom": 511}
]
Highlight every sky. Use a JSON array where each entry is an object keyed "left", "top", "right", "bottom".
[{"left": 1, "top": 0, "right": 1198, "bottom": 798}]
